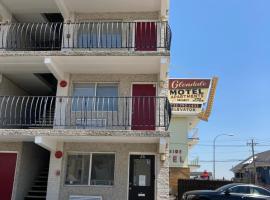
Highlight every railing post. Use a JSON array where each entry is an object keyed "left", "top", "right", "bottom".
[{"left": 62, "top": 22, "right": 77, "bottom": 49}]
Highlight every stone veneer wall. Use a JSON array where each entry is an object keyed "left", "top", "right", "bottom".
[
  {"left": 58, "top": 142, "right": 169, "bottom": 200},
  {"left": 0, "top": 142, "right": 23, "bottom": 200},
  {"left": 169, "top": 167, "right": 190, "bottom": 196},
  {"left": 75, "top": 11, "right": 160, "bottom": 21}
]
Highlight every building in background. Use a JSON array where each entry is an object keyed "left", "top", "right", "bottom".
[
  {"left": 168, "top": 78, "right": 218, "bottom": 196},
  {"left": 190, "top": 171, "right": 213, "bottom": 180},
  {"left": 0, "top": 0, "right": 171, "bottom": 200},
  {"left": 232, "top": 150, "right": 270, "bottom": 186}
]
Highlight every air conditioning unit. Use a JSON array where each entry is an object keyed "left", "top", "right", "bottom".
[{"left": 69, "top": 196, "right": 102, "bottom": 200}]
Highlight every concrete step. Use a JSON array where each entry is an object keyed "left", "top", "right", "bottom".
[
  {"left": 32, "top": 185, "right": 47, "bottom": 190},
  {"left": 28, "top": 190, "right": 47, "bottom": 196},
  {"left": 36, "top": 176, "right": 48, "bottom": 181},
  {"left": 24, "top": 195, "right": 46, "bottom": 200},
  {"left": 34, "top": 180, "right": 48, "bottom": 186}
]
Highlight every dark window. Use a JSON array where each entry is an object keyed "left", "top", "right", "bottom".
[
  {"left": 65, "top": 154, "right": 90, "bottom": 185},
  {"left": 65, "top": 153, "right": 115, "bottom": 186},
  {"left": 90, "top": 154, "right": 115, "bottom": 186}
]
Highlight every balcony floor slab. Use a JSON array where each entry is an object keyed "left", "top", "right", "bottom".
[
  {"left": 0, "top": 129, "right": 169, "bottom": 143},
  {"left": 0, "top": 50, "right": 170, "bottom": 57}
]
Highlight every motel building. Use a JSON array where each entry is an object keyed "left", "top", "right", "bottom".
[
  {"left": 0, "top": 0, "right": 171, "bottom": 200},
  {"left": 167, "top": 78, "right": 218, "bottom": 197}
]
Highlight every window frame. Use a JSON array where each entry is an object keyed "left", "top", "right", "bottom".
[
  {"left": 77, "top": 20, "right": 125, "bottom": 49},
  {"left": 64, "top": 152, "right": 116, "bottom": 187},
  {"left": 71, "top": 82, "right": 119, "bottom": 112}
]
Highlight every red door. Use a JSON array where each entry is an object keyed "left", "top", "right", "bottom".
[
  {"left": 132, "top": 84, "right": 156, "bottom": 130},
  {"left": 135, "top": 22, "right": 157, "bottom": 51},
  {"left": 0, "top": 153, "right": 17, "bottom": 200}
]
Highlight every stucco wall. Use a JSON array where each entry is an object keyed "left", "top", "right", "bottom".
[
  {"left": 58, "top": 142, "right": 169, "bottom": 200},
  {"left": 15, "top": 143, "right": 50, "bottom": 200},
  {"left": 0, "top": 75, "right": 29, "bottom": 128},
  {"left": 168, "top": 116, "right": 189, "bottom": 168},
  {"left": 0, "top": 75, "right": 28, "bottom": 95},
  {"left": 69, "top": 74, "right": 159, "bottom": 96},
  {"left": 0, "top": 142, "right": 23, "bottom": 200}
]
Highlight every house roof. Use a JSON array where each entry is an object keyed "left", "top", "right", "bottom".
[{"left": 231, "top": 150, "right": 270, "bottom": 173}]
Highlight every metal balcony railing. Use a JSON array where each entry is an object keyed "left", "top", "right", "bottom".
[
  {"left": 0, "top": 96, "right": 171, "bottom": 130},
  {"left": 189, "top": 157, "right": 200, "bottom": 167},
  {"left": 0, "top": 22, "right": 171, "bottom": 51}
]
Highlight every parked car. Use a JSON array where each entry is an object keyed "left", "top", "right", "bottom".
[{"left": 182, "top": 183, "right": 270, "bottom": 200}]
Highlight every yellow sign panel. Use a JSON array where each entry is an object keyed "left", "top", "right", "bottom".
[{"left": 168, "top": 79, "right": 212, "bottom": 113}]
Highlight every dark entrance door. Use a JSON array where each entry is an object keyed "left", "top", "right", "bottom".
[
  {"left": 132, "top": 84, "right": 156, "bottom": 130},
  {"left": 129, "top": 155, "right": 155, "bottom": 200},
  {"left": 135, "top": 22, "right": 157, "bottom": 51},
  {"left": 0, "top": 153, "right": 17, "bottom": 200}
]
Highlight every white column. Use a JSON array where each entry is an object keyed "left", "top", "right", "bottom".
[
  {"left": 46, "top": 142, "right": 64, "bottom": 200},
  {"left": 157, "top": 57, "right": 169, "bottom": 131},
  {"left": 160, "top": 0, "right": 169, "bottom": 20},
  {"left": 54, "top": 73, "right": 70, "bottom": 128},
  {"left": 44, "top": 57, "right": 70, "bottom": 128}
]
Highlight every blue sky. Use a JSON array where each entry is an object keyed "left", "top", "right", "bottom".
[{"left": 169, "top": 0, "right": 270, "bottom": 179}]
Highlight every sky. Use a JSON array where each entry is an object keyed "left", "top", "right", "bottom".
[{"left": 169, "top": 0, "right": 270, "bottom": 179}]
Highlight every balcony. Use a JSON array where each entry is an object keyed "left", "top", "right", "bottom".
[
  {"left": 0, "top": 22, "right": 171, "bottom": 52},
  {"left": 189, "top": 157, "right": 200, "bottom": 172},
  {"left": 0, "top": 96, "right": 171, "bottom": 130},
  {"left": 188, "top": 128, "right": 199, "bottom": 148}
]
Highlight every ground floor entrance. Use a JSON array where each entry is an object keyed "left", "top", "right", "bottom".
[
  {"left": 0, "top": 152, "right": 17, "bottom": 200},
  {"left": 129, "top": 155, "right": 155, "bottom": 200}
]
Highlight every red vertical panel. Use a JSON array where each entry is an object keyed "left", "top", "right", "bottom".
[
  {"left": 135, "top": 22, "right": 157, "bottom": 51},
  {"left": 132, "top": 84, "right": 156, "bottom": 130},
  {"left": 0, "top": 153, "right": 17, "bottom": 200}
]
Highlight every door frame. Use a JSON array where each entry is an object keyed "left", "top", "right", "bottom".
[
  {"left": 130, "top": 82, "right": 158, "bottom": 130},
  {"left": 127, "top": 152, "right": 157, "bottom": 200},
  {"left": 0, "top": 151, "right": 19, "bottom": 200}
]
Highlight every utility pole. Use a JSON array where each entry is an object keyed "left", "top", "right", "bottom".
[{"left": 247, "top": 139, "right": 258, "bottom": 185}]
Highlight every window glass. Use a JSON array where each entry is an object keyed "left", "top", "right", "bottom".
[
  {"left": 90, "top": 154, "right": 115, "bottom": 185},
  {"left": 73, "top": 83, "right": 95, "bottom": 96},
  {"left": 133, "top": 158, "right": 151, "bottom": 186},
  {"left": 72, "top": 83, "right": 118, "bottom": 111},
  {"left": 96, "top": 84, "right": 118, "bottom": 111},
  {"left": 72, "top": 83, "right": 95, "bottom": 111},
  {"left": 65, "top": 154, "right": 90, "bottom": 185},
  {"left": 250, "top": 187, "right": 270, "bottom": 196},
  {"left": 78, "top": 22, "right": 122, "bottom": 48},
  {"left": 229, "top": 186, "right": 250, "bottom": 194}
]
